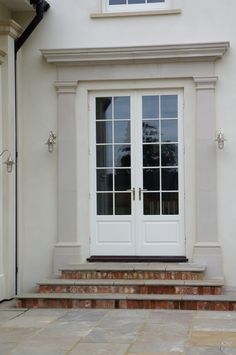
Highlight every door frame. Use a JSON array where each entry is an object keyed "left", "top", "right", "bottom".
[{"left": 89, "top": 88, "right": 185, "bottom": 257}]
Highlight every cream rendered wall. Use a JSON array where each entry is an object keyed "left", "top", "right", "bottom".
[{"left": 17, "top": 0, "right": 236, "bottom": 290}]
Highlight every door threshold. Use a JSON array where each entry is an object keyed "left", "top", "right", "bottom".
[{"left": 87, "top": 256, "right": 188, "bottom": 263}]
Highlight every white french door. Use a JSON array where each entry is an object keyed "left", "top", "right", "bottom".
[{"left": 90, "top": 90, "right": 185, "bottom": 256}]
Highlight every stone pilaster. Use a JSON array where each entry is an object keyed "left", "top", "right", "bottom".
[
  {"left": 53, "top": 81, "right": 81, "bottom": 273},
  {"left": 0, "top": 20, "right": 21, "bottom": 299},
  {"left": 193, "top": 76, "right": 222, "bottom": 278}
]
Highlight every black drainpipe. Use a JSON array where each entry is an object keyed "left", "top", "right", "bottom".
[
  {"left": 14, "top": 0, "right": 50, "bottom": 294},
  {"left": 15, "top": 0, "right": 50, "bottom": 53}
]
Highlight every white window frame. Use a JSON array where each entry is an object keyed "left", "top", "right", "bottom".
[{"left": 104, "top": 0, "right": 169, "bottom": 13}]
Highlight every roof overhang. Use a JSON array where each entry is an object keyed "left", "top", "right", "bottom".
[
  {"left": 0, "top": 0, "right": 32, "bottom": 11},
  {"left": 41, "top": 42, "right": 230, "bottom": 67}
]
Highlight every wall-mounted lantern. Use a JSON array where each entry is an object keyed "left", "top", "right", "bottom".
[
  {"left": 215, "top": 130, "right": 226, "bottom": 150},
  {"left": 0, "top": 149, "right": 15, "bottom": 173},
  {"left": 45, "top": 131, "right": 56, "bottom": 153}
]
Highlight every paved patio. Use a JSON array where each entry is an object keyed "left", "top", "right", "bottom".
[{"left": 0, "top": 301, "right": 236, "bottom": 354}]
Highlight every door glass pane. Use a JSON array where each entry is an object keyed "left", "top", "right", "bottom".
[
  {"left": 115, "top": 193, "right": 131, "bottom": 215},
  {"left": 128, "top": 0, "right": 145, "bottom": 3},
  {"left": 109, "top": 0, "right": 126, "bottom": 4},
  {"left": 162, "top": 193, "right": 179, "bottom": 215},
  {"left": 144, "top": 193, "right": 160, "bottom": 215},
  {"left": 96, "top": 122, "right": 112, "bottom": 144},
  {"left": 114, "top": 97, "right": 130, "bottom": 119},
  {"left": 96, "top": 97, "right": 112, "bottom": 120},
  {"left": 161, "top": 120, "right": 178, "bottom": 142},
  {"left": 161, "top": 144, "right": 178, "bottom": 166},
  {"left": 96, "top": 145, "right": 113, "bottom": 167},
  {"left": 97, "top": 169, "right": 113, "bottom": 191},
  {"left": 115, "top": 145, "right": 131, "bottom": 167},
  {"left": 114, "top": 121, "right": 130, "bottom": 143},
  {"left": 162, "top": 168, "right": 178, "bottom": 191},
  {"left": 115, "top": 169, "right": 131, "bottom": 191},
  {"left": 161, "top": 95, "right": 178, "bottom": 118},
  {"left": 143, "top": 121, "right": 159, "bottom": 143},
  {"left": 97, "top": 193, "right": 113, "bottom": 215},
  {"left": 142, "top": 96, "right": 159, "bottom": 119},
  {"left": 143, "top": 144, "right": 159, "bottom": 167},
  {"left": 147, "top": 0, "right": 165, "bottom": 2},
  {"left": 143, "top": 168, "right": 160, "bottom": 191}
]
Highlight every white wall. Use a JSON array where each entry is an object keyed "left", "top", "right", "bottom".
[{"left": 17, "top": 0, "right": 236, "bottom": 290}]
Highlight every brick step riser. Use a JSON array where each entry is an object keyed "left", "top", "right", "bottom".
[
  {"left": 16, "top": 298, "right": 236, "bottom": 311},
  {"left": 38, "top": 285, "right": 222, "bottom": 295},
  {"left": 61, "top": 271, "right": 204, "bottom": 281}
]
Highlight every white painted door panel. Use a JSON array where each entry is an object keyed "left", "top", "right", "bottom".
[{"left": 90, "top": 90, "right": 184, "bottom": 256}]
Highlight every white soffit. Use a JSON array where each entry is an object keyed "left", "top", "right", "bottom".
[
  {"left": 0, "top": 0, "right": 31, "bottom": 11},
  {"left": 41, "top": 42, "right": 230, "bottom": 66}
]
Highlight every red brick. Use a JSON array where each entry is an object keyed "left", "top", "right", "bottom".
[{"left": 180, "top": 301, "right": 197, "bottom": 310}]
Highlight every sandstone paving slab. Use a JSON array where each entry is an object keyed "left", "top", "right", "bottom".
[
  {"left": 58, "top": 309, "right": 107, "bottom": 322},
  {"left": 192, "top": 318, "right": 236, "bottom": 332},
  {"left": 140, "top": 323, "right": 190, "bottom": 337},
  {"left": 0, "top": 327, "right": 40, "bottom": 343},
  {"left": 127, "top": 352, "right": 183, "bottom": 355},
  {"left": 68, "top": 343, "right": 129, "bottom": 355},
  {"left": 0, "top": 310, "right": 26, "bottom": 324},
  {"left": 25, "top": 309, "right": 68, "bottom": 318},
  {"left": 149, "top": 310, "right": 194, "bottom": 325},
  {"left": 24, "top": 332, "right": 81, "bottom": 351},
  {"left": 82, "top": 326, "right": 139, "bottom": 344},
  {"left": 102, "top": 309, "right": 150, "bottom": 319},
  {"left": 188, "top": 331, "right": 236, "bottom": 347},
  {"left": 2, "top": 315, "right": 61, "bottom": 328},
  {"left": 129, "top": 338, "right": 186, "bottom": 354},
  {"left": 0, "top": 342, "right": 18, "bottom": 355},
  {"left": 185, "top": 347, "right": 236, "bottom": 355},
  {"left": 34, "top": 319, "right": 95, "bottom": 337},
  {"left": 98, "top": 318, "right": 145, "bottom": 332},
  {"left": 195, "top": 311, "right": 236, "bottom": 320},
  {"left": 221, "top": 349, "right": 236, "bottom": 355},
  {"left": 129, "top": 325, "right": 187, "bottom": 354},
  {"left": 10, "top": 345, "right": 66, "bottom": 355}
]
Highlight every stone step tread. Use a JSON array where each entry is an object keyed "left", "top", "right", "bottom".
[
  {"left": 38, "top": 278, "right": 224, "bottom": 287},
  {"left": 61, "top": 263, "right": 205, "bottom": 272},
  {"left": 16, "top": 292, "right": 236, "bottom": 302}
]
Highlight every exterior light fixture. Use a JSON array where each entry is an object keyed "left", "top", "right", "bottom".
[
  {"left": 46, "top": 131, "right": 56, "bottom": 152},
  {"left": 215, "top": 130, "right": 226, "bottom": 150},
  {"left": 0, "top": 149, "right": 15, "bottom": 173}
]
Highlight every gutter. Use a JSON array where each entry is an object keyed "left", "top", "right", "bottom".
[
  {"left": 14, "top": 0, "right": 50, "bottom": 294},
  {"left": 15, "top": 0, "right": 50, "bottom": 53}
]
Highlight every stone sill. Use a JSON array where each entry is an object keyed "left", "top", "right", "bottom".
[{"left": 90, "top": 9, "right": 181, "bottom": 19}]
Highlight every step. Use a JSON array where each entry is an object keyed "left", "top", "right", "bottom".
[
  {"left": 38, "top": 278, "right": 223, "bottom": 295},
  {"left": 16, "top": 292, "right": 236, "bottom": 311},
  {"left": 61, "top": 263, "right": 205, "bottom": 280}
]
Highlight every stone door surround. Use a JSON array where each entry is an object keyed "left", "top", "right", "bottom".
[{"left": 42, "top": 42, "right": 230, "bottom": 277}]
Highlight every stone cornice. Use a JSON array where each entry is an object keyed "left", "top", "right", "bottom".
[
  {"left": 0, "top": 49, "right": 6, "bottom": 64},
  {"left": 0, "top": 20, "right": 23, "bottom": 39},
  {"left": 41, "top": 42, "right": 230, "bottom": 66}
]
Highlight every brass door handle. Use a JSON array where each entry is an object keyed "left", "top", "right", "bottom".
[{"left": 139, "top": 187, "right": 147, "bottom": 200}]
